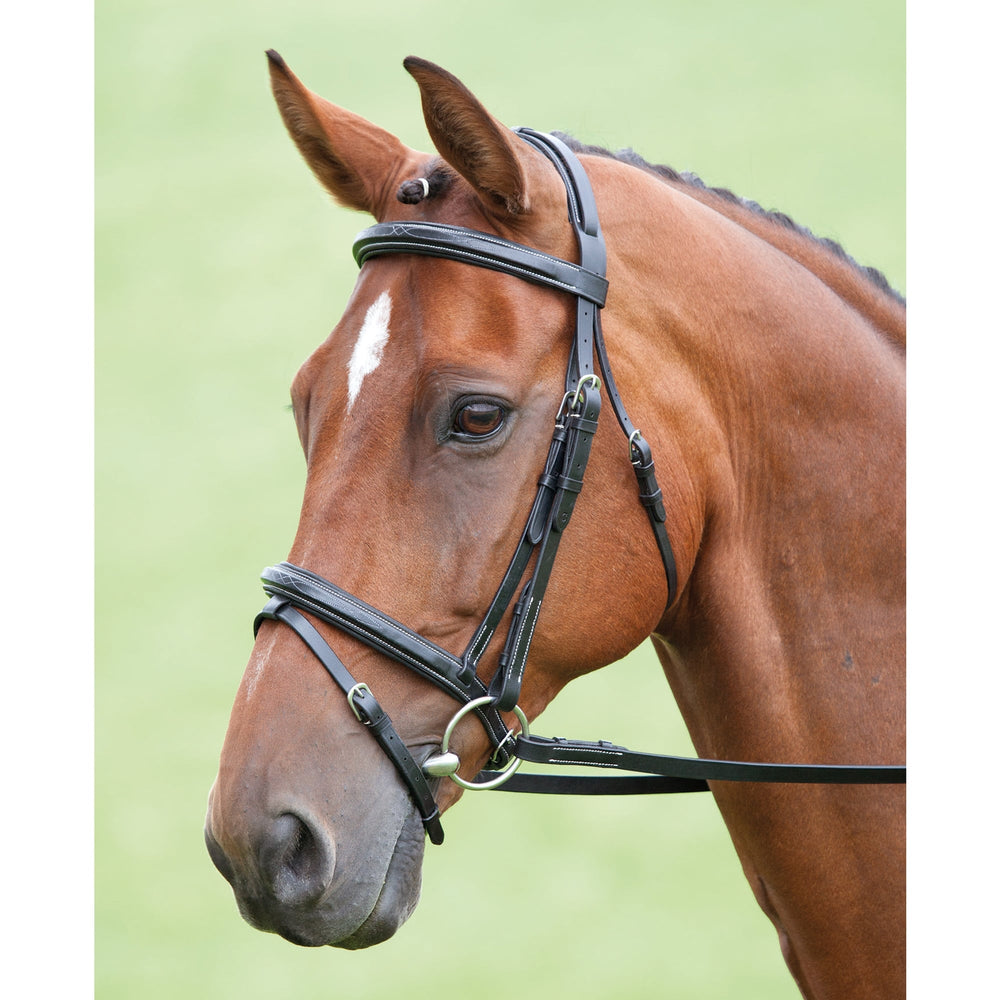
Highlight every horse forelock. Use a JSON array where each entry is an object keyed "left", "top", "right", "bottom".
[
  {"left": 396, "top": 160, "right": 457, "bottom": 204},
  {"left": 552, "top": 132, "right": 905, "bottom": 309}
]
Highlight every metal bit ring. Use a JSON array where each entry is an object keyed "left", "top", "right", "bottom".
[{"left": 427, "top": 695, "right": 529, "bottom": 790}]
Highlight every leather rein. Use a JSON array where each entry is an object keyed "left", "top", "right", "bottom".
[{"left": 254, "top": 129, "right": 905, "bottom": 846}]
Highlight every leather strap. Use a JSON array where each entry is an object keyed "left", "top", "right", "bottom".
[
  {"left": 255, "top": 596, "right": 446, "bottom": 844},
  {"left": 520, "top": 128, "right": 677, "bottom": 605},
  {"left": 261, "top": 563, "right": 477, "bottom": 694},
  {"left": 494, "top": 734, "right": 906, "bottom": 787},
  {"left": 260, "top": 563, "right": 513, "bottom": 755},
  {"left": 489, "top": 381, "right": 602, "bottom": 711},
  {"left": 516, "top": 129, "right": 606, "bottom": 393},
  {"left": 492, "top": 773, "right": 710, "bottom": 794},
  {"left": 354, "top": 222, "right": 608, "bottom": 307}
]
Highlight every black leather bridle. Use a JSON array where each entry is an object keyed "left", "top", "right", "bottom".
[{"left": 253, "top": 129, "right": 905, "bottom": 846}]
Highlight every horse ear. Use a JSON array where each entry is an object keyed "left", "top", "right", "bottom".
[
  {"left": 267, "top": 50, "right": 416, "bottom": 216},
  {"left": 403, "top": 56, "right": 543, "bottom": 217}
]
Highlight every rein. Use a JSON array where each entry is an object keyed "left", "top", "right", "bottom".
[{"left": 254, "top": 129, "right": 905, "bottom": 846}]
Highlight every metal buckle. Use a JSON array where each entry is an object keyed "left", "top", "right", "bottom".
[
  {"left": 628, "top": 428, "right": 644, "bottom": 463},
  {"left": 422, "top": 695, "right": 529, "bottom": 790},
  {"left": 557, "top": 373, "right": 603, "bottom": 425},
  {"left": 347, "top": 682, "right": 373, "bottom": 723},
  {"left": 570, "top": 373, "right": 601, "bottom": 410}
]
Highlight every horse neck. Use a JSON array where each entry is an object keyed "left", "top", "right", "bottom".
[
  {"left": 605, "top": 173, "right": 906, "bottom": 762},
  {"left": 663, "top": 177, "right": 906, "bottom": 349}
]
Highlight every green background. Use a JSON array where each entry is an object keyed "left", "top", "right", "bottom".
[{"left": 96, "top": 1, "right": 903, "bottom": 997}]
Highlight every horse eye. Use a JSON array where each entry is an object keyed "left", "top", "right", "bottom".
[{"left": 452, "top": 401, "right": 506, "bottom": 439}]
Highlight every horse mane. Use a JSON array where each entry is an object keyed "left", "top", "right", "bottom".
[{"left": 554, "top": 133, "right": 906, "bottom": 345}]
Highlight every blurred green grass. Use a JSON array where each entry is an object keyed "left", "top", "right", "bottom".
[{"left": 96, "top": 1, "right": 903, "bottom": 997}]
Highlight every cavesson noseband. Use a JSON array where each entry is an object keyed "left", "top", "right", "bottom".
[{"left": 254, "top": 129, "right": 904, "bottom": 845}]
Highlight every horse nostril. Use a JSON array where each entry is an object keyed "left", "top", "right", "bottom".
[{"left": 259, "top": 812, "right": 336, "bottom": 907}]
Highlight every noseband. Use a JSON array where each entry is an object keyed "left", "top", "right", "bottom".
[{"left": 254, "top": 130, "right": 904, "bottom": 845}]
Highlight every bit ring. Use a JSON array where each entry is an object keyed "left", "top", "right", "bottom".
[{"left": 432, "top": 695, "right": 529, "bottom": 790}]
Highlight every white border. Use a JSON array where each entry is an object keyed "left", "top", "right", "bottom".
[{"left": 4, "top": 5, "right": 94, "bottom": 993}]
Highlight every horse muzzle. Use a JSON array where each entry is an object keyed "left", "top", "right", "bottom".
[{"left": 204, "top": 776, "right": 426, "bottom": 948}]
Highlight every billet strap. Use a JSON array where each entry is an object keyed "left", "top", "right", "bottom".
[
  {"left": 476, "top": 734, "right": 906, "bottom": 791},
  {"left": 255, "top": 597, "right": 446, "bottom": 844}
]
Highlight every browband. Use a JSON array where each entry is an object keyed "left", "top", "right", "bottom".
[{"left": 353, "top": 222, "right": 609, "bottom": 307}]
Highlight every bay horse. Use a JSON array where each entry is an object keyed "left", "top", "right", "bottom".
[{"left": 205, "top": 52, "right": 905, "bottom": 1000}]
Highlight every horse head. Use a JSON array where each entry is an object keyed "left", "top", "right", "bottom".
[{"left": 204, "top": 53, "right": 680, "bottom": 948}]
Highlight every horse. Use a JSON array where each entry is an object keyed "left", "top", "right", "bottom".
[{"left": 205, "top": 52, "right": 905, "bottom": 1000}]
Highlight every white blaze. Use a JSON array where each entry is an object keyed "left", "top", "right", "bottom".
[{"left": 347, "top": 291, "right": 392, "bottom": 412}]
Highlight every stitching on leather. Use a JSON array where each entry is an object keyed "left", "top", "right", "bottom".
[
  {"left": 268, "top": 584, "right": 470, "bottom": 702},
  {"left": 364, "top": 240, "right": 582, "bottom": 296},
  {"left": 268, "top": 568, "right": 511, "bottom": 747},
  {"left": 553, "top": 747, "right": 625, "bottom": 762},
  {"left": 549, "top": 759, "right": 620, "bottom": 769},
  {"left": 277, "top": 567, "right": 458, "bottom": 667}
]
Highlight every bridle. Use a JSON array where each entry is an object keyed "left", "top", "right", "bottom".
[{"left": 253, "top": 129, "right": 905, "bottom": 846}]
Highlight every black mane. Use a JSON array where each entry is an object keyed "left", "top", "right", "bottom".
[{"left": 554, "top": 132, "right": 905, "bottom": 306}]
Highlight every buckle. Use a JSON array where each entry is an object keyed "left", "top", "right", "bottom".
[{"left": 347, "top": 682, "right": 374, "bottom": 724}]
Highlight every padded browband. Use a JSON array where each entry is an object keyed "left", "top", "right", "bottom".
[{"left": 353, "top": 222, "right": 609, "bottom": 307}]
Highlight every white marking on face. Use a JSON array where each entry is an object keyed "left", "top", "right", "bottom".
[
  {"left": 347, "top": 291, "right": 392, "bottom": 412},
  {"left": 244, "top": 661, "right": 262, "bottom": 702}
]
